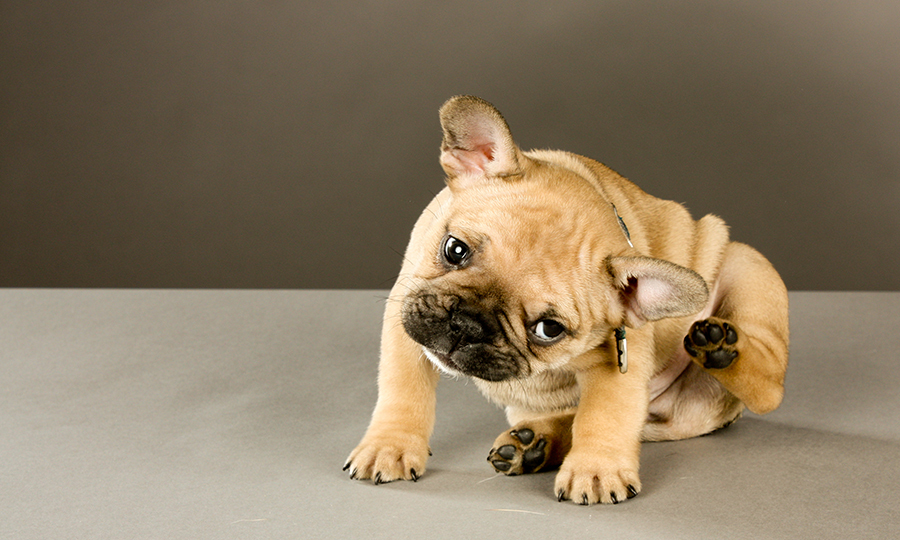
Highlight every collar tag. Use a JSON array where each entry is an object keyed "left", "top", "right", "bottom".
[
  {"left": 615, "top": 326, "right": 628, "bottom": 374},
  {"left": 612, "top": 204, "right": 634, "bottom": 248}
]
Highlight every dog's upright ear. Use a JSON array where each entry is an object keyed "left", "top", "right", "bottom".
[
  {"left": 606, "top": 256, "right": 709, "bottom": 328},
  {"left": 438, "top": 96, "right": 524, "bottom": 187}
]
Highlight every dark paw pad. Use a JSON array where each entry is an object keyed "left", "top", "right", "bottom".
[
  {"left": 488, "top": 428, "right": 549, "bottom": 476},
  {"left": 684, "top": 319, "right": 739, "bottom": 369}
]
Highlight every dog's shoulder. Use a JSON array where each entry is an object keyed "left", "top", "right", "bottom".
[{"left": 523, "top": 148, "right": 730, "bottom": 280}]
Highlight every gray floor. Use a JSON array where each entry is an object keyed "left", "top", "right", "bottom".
[{"left": 2, "top": 290, "right": 898, "bottom": 539}]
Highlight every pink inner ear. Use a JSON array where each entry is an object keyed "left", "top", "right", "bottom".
[
  {"left": 611, "top": 256, "right": 709, "bottom": 327},
  {"left": 473, "top": 142, "right": 495, "bottom": 161},
  {"left": 621, "top": 275, "right": 677, "bottom": 327},
  {"left": 458, "top": 117, "right": 499, "bottom": 171},
  {"left": 447, "top": 141, "right": 496, "bottom": 174},
  {"left": 440, "top": 111, "right": 519, "bottom": 180},
  {"left": 635, "top": 276, "right": 676, "bottom": 309}
]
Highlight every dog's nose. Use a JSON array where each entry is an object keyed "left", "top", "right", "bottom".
[{"left": 449, "top": 309, "right": 489, "bottom": 342}]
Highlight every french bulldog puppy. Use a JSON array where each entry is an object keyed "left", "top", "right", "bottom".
[{"left": 345, "top": 96, "right": 789, "bottom": 505}]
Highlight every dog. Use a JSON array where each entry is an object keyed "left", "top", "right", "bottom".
[{"left": 345, "top": 96, "right": 789, "bottom": 505}]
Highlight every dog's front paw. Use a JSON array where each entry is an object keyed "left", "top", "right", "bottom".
[
  {"left": 684, "top": 317, "right": 739, "bottom": 369},
  {"left": 344, "top": 432, "right": 430, "bottom": 484},
  {"left": 554, "top": 452, "right": 640, "bottom": 505},
  {"left": 488, "top": 428, "right": 551, "bottom": 475}
]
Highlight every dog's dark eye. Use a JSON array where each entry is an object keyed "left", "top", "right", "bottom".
[
  {"left": 442, "top": 235, "right": 471, "bottom": 267},
  {"left": 530, "top": 319, "right": 566, "bottom": 344}
]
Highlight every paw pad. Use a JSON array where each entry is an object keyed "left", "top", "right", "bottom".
[
  {"left": 488, "top": 428, "right": 549, "bottom": 475},
  {"left": 684, "top": 318, "right": 739, "bottom": 369}
]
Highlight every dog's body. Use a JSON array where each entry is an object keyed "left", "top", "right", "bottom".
[{"left": 346, "top": 96, "right": 789, "bottom": 504}]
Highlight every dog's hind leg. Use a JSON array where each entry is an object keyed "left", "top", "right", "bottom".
[
  {"left": 684, "top": 242, "right": 789, "bottom": 415},
  {"left": 487, "top": 408, "right": 575, "bottom": 475}
]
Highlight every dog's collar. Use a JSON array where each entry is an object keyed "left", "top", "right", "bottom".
[
  {"left": 611, "top": 204, "right": 631, "bottom": 374},
  {"left": 612, "top": 204, "right": 633, "bottom": 248}
]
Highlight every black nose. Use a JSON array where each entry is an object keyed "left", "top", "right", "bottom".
[
  {"left": 449, "top": 307, "right": 491, "bottom": 343},
  {"left": 429, "top": 304, "right": 495, "bottom": 355}
]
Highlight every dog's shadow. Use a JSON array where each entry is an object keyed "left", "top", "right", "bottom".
[{"left": 422, "top": 411, "right": 900, "bottom": 510}]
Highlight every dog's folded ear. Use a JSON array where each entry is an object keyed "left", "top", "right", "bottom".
[
  {"left": 438, "top": 96, "right": 525, "bottom": 187},
  {"left": 606, "top": 256, "right": 709, "bottom": 328}
]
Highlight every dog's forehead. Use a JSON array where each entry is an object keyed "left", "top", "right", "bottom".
[
  {"left": 448, "top": 180, "right": 620, "bottom": 259},
  {"left": 444, "top": 182, "right": 618, "bottom": 322},
  {"left": 450, "top": 182, "right": 584, "bottom": 234}
]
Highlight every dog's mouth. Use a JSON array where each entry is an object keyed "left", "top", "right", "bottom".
[
  {"left": 422, "top": 348, "right": 464, "bottom": 377},
  {"left": 421, "top": 344, "right": 522, "bottom": 382}
]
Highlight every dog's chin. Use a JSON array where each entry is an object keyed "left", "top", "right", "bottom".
[
  {"left": 422, "top": 348, "right": 466, "bottom": 378},
  {"left": 421, "top": 346, "right": 523, "bottom": 382}
]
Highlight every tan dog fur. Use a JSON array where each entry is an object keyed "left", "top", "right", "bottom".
[{"left": 345, "top": 96, "right": 789, "bottom": 505}]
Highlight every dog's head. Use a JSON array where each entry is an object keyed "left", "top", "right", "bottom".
[{"left": 400, "top": 96, "right": 708, "bottom": 382}]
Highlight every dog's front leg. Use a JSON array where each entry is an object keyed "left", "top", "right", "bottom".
[
  {"left": 555, "top": 347, "right": 650, "bottom": 505},
  {"left": 345, "top": 294, "right": 440, "bottom": 483}
]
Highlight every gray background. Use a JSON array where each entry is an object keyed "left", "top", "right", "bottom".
[{"left": 2, "top": 0, "right": 898, "bottom": 290}]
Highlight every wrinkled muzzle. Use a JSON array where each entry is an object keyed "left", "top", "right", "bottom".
[{"left": 401, "top": 293, "right": 524, "bottom": 382}]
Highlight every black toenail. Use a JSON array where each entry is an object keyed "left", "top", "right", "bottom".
[
  {"left": 557, "top": 489, "right": 566, "bottom": 502},
  {"left": 513, "top": 428, "right": 534, "bottom": 445},
  {"left": 707, "top": 324, "right": 724, "bottom": 343},
  {"left": 611, "top": 492, "right": 619, "bottom": 504},
  {"left": 492, "top": 460, "right": 511, "bottom": 472},
  {"left": 497, "top": 445, "right": 516, "bottom": 460},
  {"left": 627, "top": 484, "right": 638, "bottom": 499},
  {"left": 581, "top": 494, "right": 590, "bottom": 506}
]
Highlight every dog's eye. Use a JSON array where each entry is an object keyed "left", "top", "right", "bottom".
[
  {"left": 442, "top": 235, "right": 471, "bottom": 267},
  {"left": 530, "top": 319, "right": 566, "bottom": 344}
]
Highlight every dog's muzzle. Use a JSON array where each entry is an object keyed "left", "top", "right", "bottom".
[{"left": 401, "top": 293, "right": 523, "bottom": 382}]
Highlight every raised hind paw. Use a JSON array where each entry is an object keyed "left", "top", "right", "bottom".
[{"left": 684, "top": 317, "right": 740, "bottom": 369}]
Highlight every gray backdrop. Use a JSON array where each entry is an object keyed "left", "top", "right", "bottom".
[{"left": 2, "top": 0, "right": 898, "bottom": 290}]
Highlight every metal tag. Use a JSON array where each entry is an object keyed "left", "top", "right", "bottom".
[{"left": 615, "top": 326, "right": 628, "bottom": 374}]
